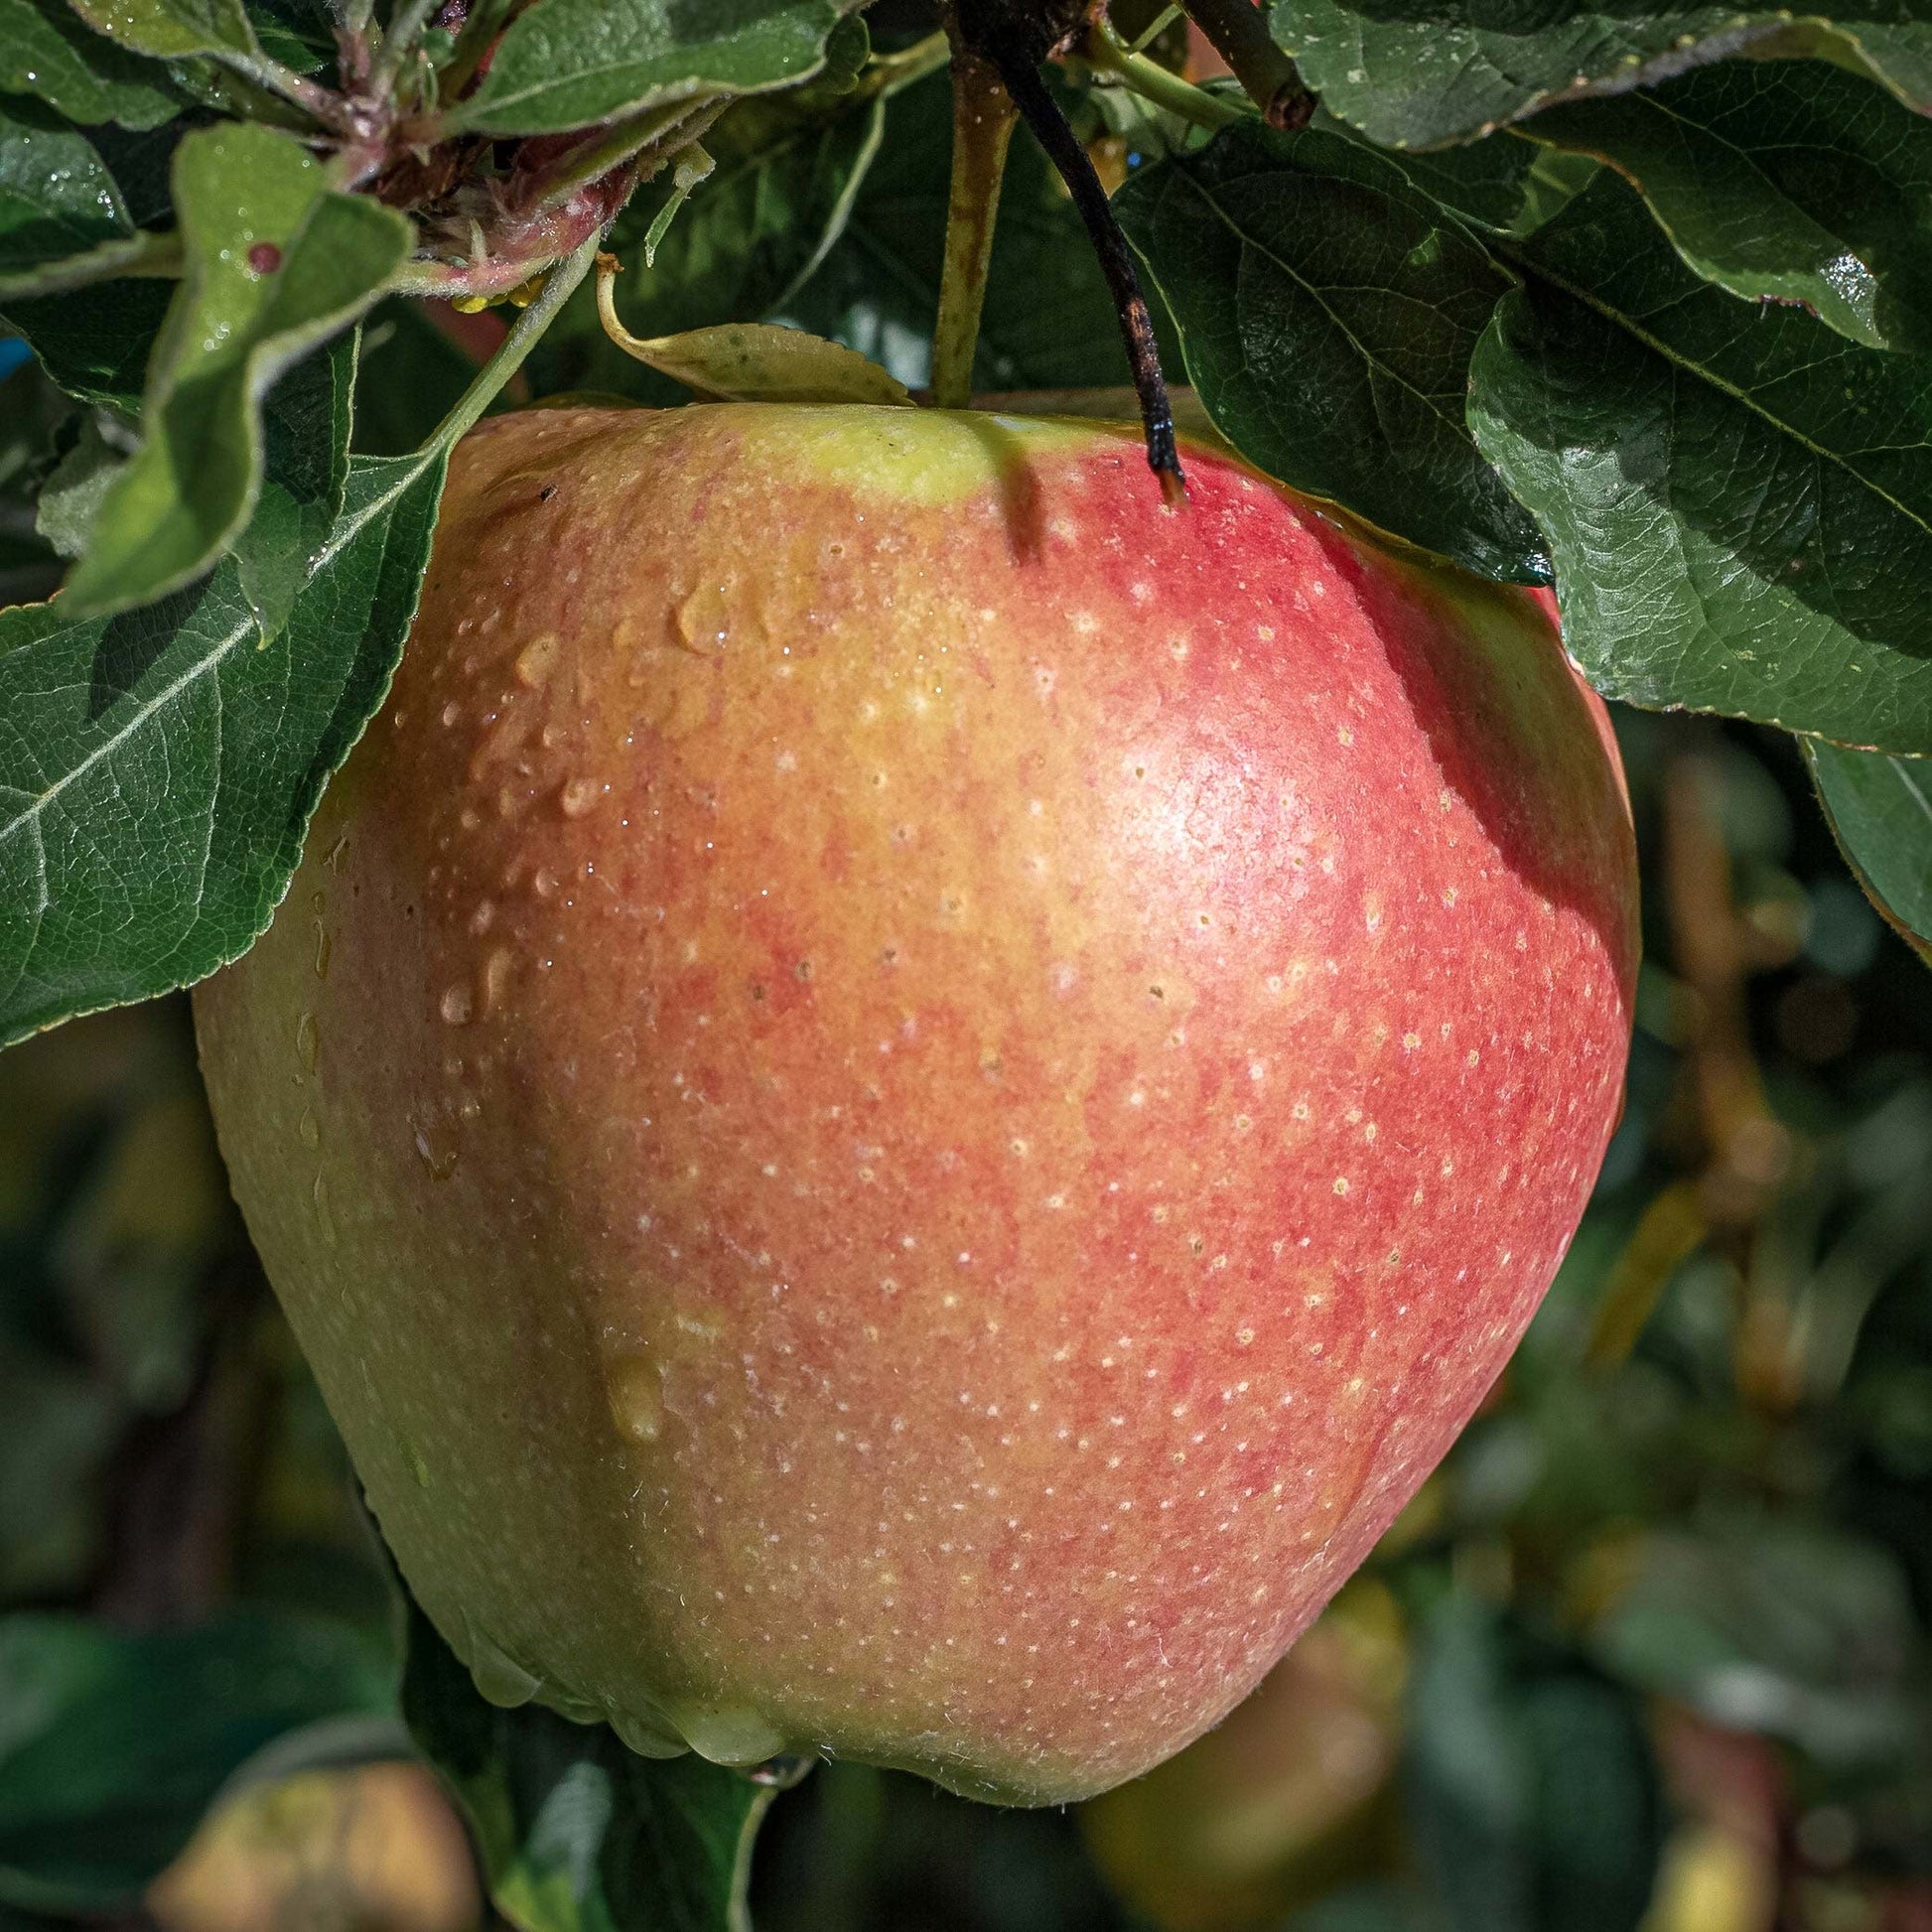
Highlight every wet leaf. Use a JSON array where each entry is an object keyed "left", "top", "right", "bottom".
[
  {"left": 0, "top": 97, "right": 131, "bottom": 283},
  {"left": 1469, "top": 176, "right": 1932, "bottom": 754},
  {"left": 0, "top": 0, "right": 188, "bottom": 130},
  {"left": 1529, "top": 59, "right": 1932, "bottom": 354},
  {"left": 62, "top": 122, "right": 409, "bottom": 620}
]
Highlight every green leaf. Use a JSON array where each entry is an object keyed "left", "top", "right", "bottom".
[
  {"left": 0, "top": 1610, "right": 393, "bottom": 1914},
  {"left": 777, "top": 68, "right": 1178, "bottom": 394},
  {"left": 66, "top": 0, "right": 262, "bottom": 64},
  {"left": 0, "top": 445, "right": 445, "bottom": 1048},
  {"left": 1528, "top": 60, "right": 1932, "bottom": 354},
  {"left": 1806, "top": 741, "right": 1932, "bottom": 960},
  {"left": 63, "top": 122, "right": 410, "bottom": 620},
  {"left": 1339, "top": 120, "right": 1599, "bottom": 238},
  {"left": 0, "top": 0, "right": 188, "bottom": 129},
  {"left": 229, "top": 326, "right": 352, "bottom": 643},
  {"left": 1267, "top": 0, "right": 1932, "bottom": 149},
  {"left": 452, "top": 0, "right": 856, "bottom": 136},
  {"left": 1406, "top": 1597, "right": 1662, "bottom": 1932},
  {"left": 402, "top": 1591, "right": 777, "bottom": 1932},
  {"left": 1468, "top": 176, "right": 1932, "bottom": 754},
  {"left": 0, "top": 97, "right": 130, "bottom": 281},
  {"left": 0, "top": 277, "right": 172, "bottom": 412},
  {"left": 1116, "top": 119, "right": 1545, "bottom": 582}
]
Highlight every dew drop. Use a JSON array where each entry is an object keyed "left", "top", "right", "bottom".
[
  {"left": 296, "top": 1010, "right": 320, "bottom": 1072},
  {"left": 745, "top": 1753, "right": 816, "bottom": 1789},
  {"left": 559, "top": 775, "right": 600, "bottom": 818},
  {"left": 313, "top": 924, "right": 333, "bottom": 979},
  {"left": 413, "top": 1122, "right": 459, "bottom": 1182},
  {"left": 298, "top": 1109, "right": 320, "bottom": 1148},
  {"left": 466, "top": 1621, "right": 542, "bottom": 1708},
  {"left": 513, "top": 632, "right": 561, "bottom": 688},
  {"left": 532, "top": 868, "right": 560, "bottom": 899},
  {"left": 610, "top": 1704, "right": 688, "bottom": 1758},
  {"left": 482, "top": 946, "right": 513, "bottom": 1014},
  {"left": 312, "top": 1173, "right": 338, "bottom": 1246},
  {"left": 606, "top": 1353, "right": 663, "bottom": 1443},
  {"left": 440, "top": 984, "right": 475, "bottom": 1026}
]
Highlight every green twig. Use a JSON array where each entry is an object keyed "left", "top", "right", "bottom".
[
  {"left": 524, "top": 95, "right": 726, "bottom": 215},
  {"left": 1079, "top": 20, "right": 1248, "bottom": 130},
  {"left": 368, "top": 0, "right": 441, "bottom": 96},
  {"left": 930, "top": 42, "right": 1017, "bottom": 410},
  {"left": 421, "top": 233, "right": 603, "bottom": 455}
]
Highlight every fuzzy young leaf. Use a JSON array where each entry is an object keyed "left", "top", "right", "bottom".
[
  {"left": 66, "top": 0, "right": 263, "bottom": 64},
  {"left": 0, "top": 97, "right": 131, "bottom": 280},
  {"left": 1469, "top": 177, "right": 1932, "bottom": 755},
  {"left": 0, "top": 447, "right": 445, "bottom": 1048},
  {"left": 451, "top": 0, "right": 855, "bottom": 136},
  {"left": 63, "top": 122, "right": 410, "bottom": 620},
  {"left": 0, "top": 0, "right": 188, "bottom": 129},
  {"left": 1268, "top": 0, "right": 1932, "bottom": 150},
  {"left": 402, "top": 1593, "right": 776, "bottom": 1932},
  {"left": 1116, "top": 120, "right": 1545, "bottom": 583},
  {"left": 0, "top": 1611, "right": 392, "bottom": 1914},
  {"left": 35, "top": 416, "right": 130, "bottom": 559},
  {"left": 1528, "top": 60, "right": 1932, "bottom": 354},
  {"left": 1806, "top": 742, "right": 1932, "bottom": 960}
]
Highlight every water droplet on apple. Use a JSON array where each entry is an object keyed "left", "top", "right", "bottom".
[
  {"left": 313, "top": 924, "right": 332, "bottom": 979},
  {"left": 465, "top": 1619, "right": 542, "bottom": 1708},
  {"left": 675, "top": 1704, "right": 788, "bottom": 1767},
  {"left": 609, "top": 1700, "right": 688, "bottom": 1758},
  {"left": 298, "top": 1109, "right": 320, "bottom": 1149},
  {"left": 296, "top": 1010, "right": 320, "bottom": 1072},
  {"left": 312, "top": 1173, "right": 338, "bottom": 1246},
  {"left": 605, "top": 1353, "right": 663, "bottom": 1443},
  {"left": 412, "top": 1120, "right": 459, "bottom": 1181},
  {"left": 559, "top": 775, "right": 600, "bottom": 817},
  {"left": 513, "top": 632, "right": 560, "bottom": 687},
  {"left": 482, "top": 946, "right": 513, "bottom": 1014},
  {"left": 440, "top": 984, "right": 475, "bottom": 1025}
]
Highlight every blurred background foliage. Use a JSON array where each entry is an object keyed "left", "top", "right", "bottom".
[{"left": 3, "top": 2, "right": 1932, "bottom": 1909}]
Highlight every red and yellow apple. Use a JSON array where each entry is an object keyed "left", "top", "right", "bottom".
[{"left": 194, "top": 403, "right": 1637, "bottom": 1803}]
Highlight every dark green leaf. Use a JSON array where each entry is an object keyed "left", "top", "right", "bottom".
[
  {"left": 0, "top": 1610, "right": 393, "bottom": 1913},
  {"left": 402, "top": 1591, "right": 776, "bottom": 1932},
  {"left": 63, "top": 122, "right": 410, "bottom": 620},
  {"left": 1528, "top": 60, "right": 1932, "bottom": 354},
  {"left": 1267, "top": 0, "right": 1932, "bottom": 149},
  {"left": 1116, "top": 119, "right": 1544, "bottom": 582},
  {"left": 0, "top": 97, "right": 130, "bottom": 281},
  {"left": 1337, "top": 119, "right": 1598, "bottom": 237},
  {"left": 0, "top": 445, "right": 445, "bottom": 1047},
  {"left": 229, "top": 326, "right": 352, "bottom": 643},
  {"left": 0, "top": 357, "right": 69, "bottom": 607},
  {"left": 774, "top": 68, "right": 1178, "bottom": 395},
  {"left": 451, "top": 0, "right": 855, "bottom": 137},
  {"left": 67, "top": 0, "right": 262, "bottom": 63},
  {"left": 1406, "top": 1597, "right": 1662, "bottom": 1932},
  {"left": 0, "top": 0, "right": 188, "bottom": 129},
  {"left": 0, "top": 277, "right": 172, "bottom": 412},
  {"left": 351, "top": 297, "right": 481, "bottom": 456},
  {"left": 1806, "top": 741, "right": 1932, "bottom": 959},
  {"left": 1469, "top": 176, "right": 1932, "bottom": 753}
]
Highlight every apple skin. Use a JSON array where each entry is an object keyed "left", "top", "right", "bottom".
[{"left": 193, "top": 403, "right": 1636, "bottom": 1804}]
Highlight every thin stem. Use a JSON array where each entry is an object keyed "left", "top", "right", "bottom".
[
  {"left": 524, "top": 95, "right": 724, "bottom": 215},
  {"left": 368, "top": 0, "right": 441, "bottom": 94},
  {"left": 1129, "top": 3, "right": 1186, "bottom": 53},
  {"left": 1080, "top": 20, "right": 1246, "bottom": 130},
  {"left": 1182, "top": 0, "right": 1311, "bottom": 128},
  {"left": 982, "top": 35, "right": 1184, "bottom": 501},
  {"left": 0, "top": 229, "right": 182, "bottom": 302},
  {"left": 930, "top": 43, "right": 1017, "bottom": 410},
  {"left": 421, "top": 232, "right": 602, "bottom": 455},
  {"left": 870, "top": 29, "right": 951, "bottom": 93}
]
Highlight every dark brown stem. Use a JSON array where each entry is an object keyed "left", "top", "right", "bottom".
[
  {"left": 1183, "top": 0, "right": 1312, "bottom": 129},
  {"left": 932, "top": 41, "right": 1019, "bottom": 410},
  {"left": 966, "top": 20, "right": 1184, "bottom": 502}
]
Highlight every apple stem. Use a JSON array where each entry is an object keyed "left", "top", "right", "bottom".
[
  {"left": 974, "top": 34, "right": 1185, "bottom": 502},
  {"left": 930, "top": 40, "right": 1019, "bottom": 411}
]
